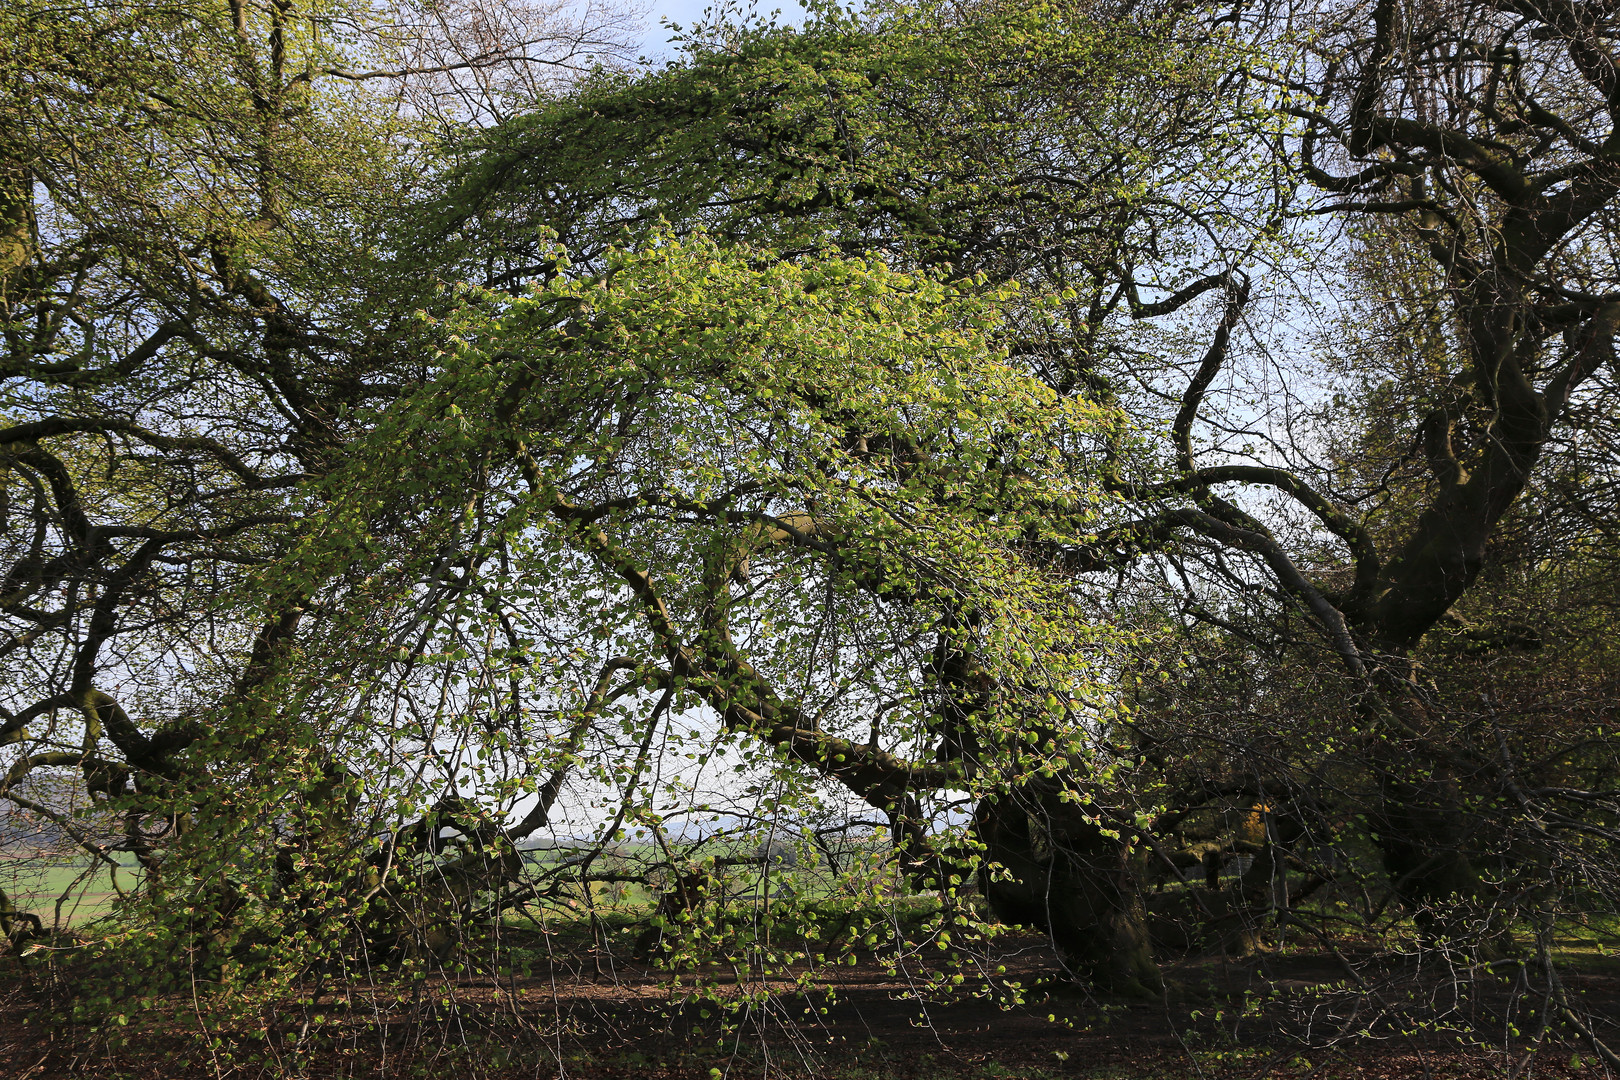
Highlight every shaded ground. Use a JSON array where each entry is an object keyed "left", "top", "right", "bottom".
[{"left": 2, "top": 932, "right": 1615, "bottom": 1078}]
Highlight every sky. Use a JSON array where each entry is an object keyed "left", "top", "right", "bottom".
[{"left": 636, "top": 0, "right": 813, "bottom": 60}]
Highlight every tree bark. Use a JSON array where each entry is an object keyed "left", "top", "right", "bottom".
[{"left": 975, "top": 790, "right": 1161, "bottom": 999}]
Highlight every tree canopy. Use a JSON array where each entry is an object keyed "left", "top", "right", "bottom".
[{"left": 2, "top": 0, "right": 1619, "bottom": 1070}]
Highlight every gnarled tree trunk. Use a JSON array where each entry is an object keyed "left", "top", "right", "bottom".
[{"left": 974, "top": 789, "right": 1161, "bottom": 999}]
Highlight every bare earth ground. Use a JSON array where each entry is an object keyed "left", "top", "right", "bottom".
[{"left": 2, "top": 934, "right": 1616, "bottom": 1079}]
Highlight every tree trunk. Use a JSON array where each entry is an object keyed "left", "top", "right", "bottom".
[
  {"left": 0, "top": 882, "right": 42, "bottom": 942},
  {"left": 1369, "top": 740, "right": 1509, "bottom": 957},
  {"left": 974, "top": 790, "right": 1161, "bottom": 998}
]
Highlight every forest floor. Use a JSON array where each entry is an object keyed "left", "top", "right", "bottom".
[{"left": 2, "top": 930, "right": 1616, "bottom": 1079}]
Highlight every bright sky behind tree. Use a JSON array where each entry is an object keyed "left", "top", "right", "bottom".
[{"left": 637, "top": 0, "right": 813, "bottom": 59}]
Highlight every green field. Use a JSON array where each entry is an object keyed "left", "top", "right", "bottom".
[{"left": 0, "top": 857, "right": 142, "bottom": 928}]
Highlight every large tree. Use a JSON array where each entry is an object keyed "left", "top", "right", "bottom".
[
  {"left": 435, "top": 0, "right": 1269, "bottom": 995},
  {"left": 7, "top": 0, "right": 1616, "bottom": 1023},
  {"left": 0, "top": 0, "right": 636, "bottom": 939},
  {"left": 439, "top": 0, "right": 1620, "bottom": 982},
  {"left": 1130, "top": 0, "right": 1620, "bottom": 944}
]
